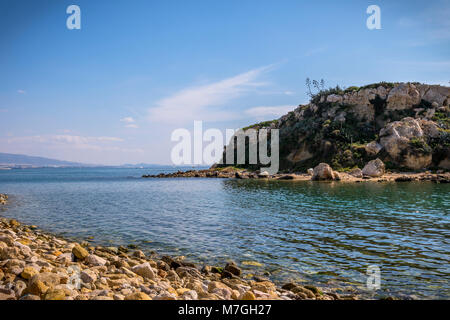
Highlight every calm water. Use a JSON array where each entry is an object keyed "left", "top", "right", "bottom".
[{"left": 0, "top": 167, "right": 449, "bottom": 299}]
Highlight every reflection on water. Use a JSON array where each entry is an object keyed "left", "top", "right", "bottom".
[{"left": 0, "top": 168, "right": 449, "bottom": 299}]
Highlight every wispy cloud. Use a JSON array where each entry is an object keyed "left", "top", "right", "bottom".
[
  {"left": 244, "top": 105, "right": 294, "bottom": 121},
  {"left": 17, "top": 89, "right": 26, "bottom": 94},
  {"left": 398, "top": 1, "right": 450, "bottom": 43},
  {"left": 120, "top": 116, "right": 139, "bottom": 128},
  {"left": 1, "top": 134, "right": 140, "bottom": 152},
  {"left": 120, "top": 117, "right": 135, "bottom": 123},
  {"left": 147, "top": 65, "right": 274, "bottom": 124}
]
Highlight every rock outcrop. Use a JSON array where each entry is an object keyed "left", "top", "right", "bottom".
[
  {"left": 362, "top": 159, "right": 385, "bottom": 177},
  {"left": 216, "top": 82, "right": 450, "bottom": 172},
  {"left": 311, "top": 163, "right": 340, "bottom": 181}
]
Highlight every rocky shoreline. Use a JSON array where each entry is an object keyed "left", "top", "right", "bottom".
[
  {"left": 0, "top": 194, "right": 7, "bottom": 205},
  {"left": 142, "top": 165, "right": 450, "bottom": 183},
  {"left": 0, "top": 204, "right": 352, "bottom": 300}
]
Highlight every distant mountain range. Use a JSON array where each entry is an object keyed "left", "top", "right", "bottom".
[
  {"left": 0, "top": 152, "right": 195, "bottom": 169},
  {"left": 0, "top": 152, "right": 90, "bottom": 168}
]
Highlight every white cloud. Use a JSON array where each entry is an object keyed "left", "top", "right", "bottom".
[
  {"left": 120, "top": 116, "right": 139, "bottom": 128},
  {"left": 17, "top": 90, "right": 26, "bottom": 94},
  {"left": 120, "top": 117, "right": 135, "bottom": 123},
  {"left": 147, "top": 65, "right": 274, "bottom": 124},
  {"left": 244, "top": 105, "right": 294, "bottom": 120}
]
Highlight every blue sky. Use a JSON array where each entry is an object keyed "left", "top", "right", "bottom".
[{"left": 0, "top": 0, "right": 449, "bottom": 165}]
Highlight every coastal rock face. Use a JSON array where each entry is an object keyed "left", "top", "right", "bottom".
[
  {"left": 362, "top": 159, "right": 385, "bottom": 177},
  {"left": 386, "top": 83, "right": 421, "bottom": 110},
  {"left": 215, "top": 82, "right": 450, "bottom": 172},
  {"left": 379, "top": 117, "right": 435, "bottom": 170}
]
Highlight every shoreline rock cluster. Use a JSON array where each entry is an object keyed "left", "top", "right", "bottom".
[
  {"left": 142, "top": 164, "right": 450, "bottom": 183},
  {"left": 0, "top": 217, "right": 350, "bottom": 300},
  {"left": 0, "top": 194, "right": 7, "bottom": 205}
]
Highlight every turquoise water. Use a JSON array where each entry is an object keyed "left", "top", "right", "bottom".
[{"left": 0, "top": 167, "right": 449, "bottom": 299}]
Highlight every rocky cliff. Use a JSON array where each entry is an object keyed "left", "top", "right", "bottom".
[{"left": 219, "top": 82, "right": 450, "bottom": 172}]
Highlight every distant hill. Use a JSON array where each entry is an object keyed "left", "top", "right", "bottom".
[
  {"left": 0, "top": 152, "right": 90, "bottom": 168},
  {"left": 0, "top": 152, "right": 206, "bottom": 169}
]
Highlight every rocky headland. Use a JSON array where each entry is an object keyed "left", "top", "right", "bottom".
[
  {"left": 145, "top": 82, "right": 449, "bottom": 182},
  {"left": 216, "top": 82, "right": 450, "bottom": 173}
]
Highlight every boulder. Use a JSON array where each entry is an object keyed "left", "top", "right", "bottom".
[
  {"left": 72, "top": 244, "right": 89, "bottom": 260},
  {"left": 80, "top": 270, "right": 97, "bottom": 284},
  {"left": 418, "top": 119, "right": 440, "bottom": 138},
  {"left": 362, "top": 159, "right": 385, "bottom": 177},
  {"left": 386, "top": 83, "right": 421, "bottom": 110},
  {"left": 224, "top": 262, "right": 241, "bottom": 277},
  {"left": 348, "top": 168, "right": 363, "bottom": 178},
  {"left": 27, "top": 280, "right": 49, "bottom": 296},
  {"left": 379, "top": 117, "right": 434, "bottom": 169},
  {"left": 131, "top": 262, "right": 155, "bottom": 280},
  {"left": 44, "top": 289, "right": 66, "bottom": 300},
  {"left": 419, "top": 84, "right": 450, "bottom": 106},
  {"left": 21, "top": 266, "right": 38, "bottom": 280},
  {"left": 86, "top": 254, "right": 107, "bottom": 266},
  {"left": 240, "top": 291, "right": 256, "bottom": 300},
  {"left": 312, "top": 163, "right": 340, "bottom": 181},
  {"left": 0, "top": 292, "right": 15, "bottom": 300},
  {"left": 365, "top": 141, "right": 383, "bottom": 156},
  {"left": 379, "top": 118, "right": 420, "bottom": 159}
]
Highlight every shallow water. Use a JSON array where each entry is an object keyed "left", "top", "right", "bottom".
[{"left": 0, "top": 167, "right": 449, "bottom": 299}]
